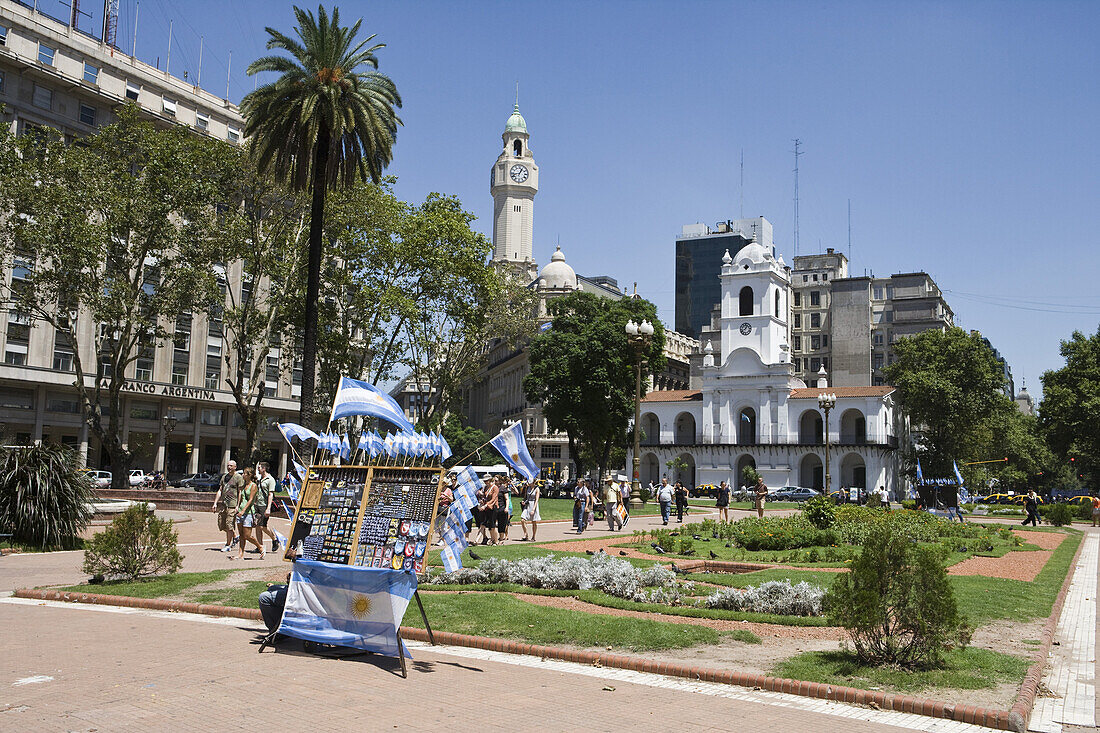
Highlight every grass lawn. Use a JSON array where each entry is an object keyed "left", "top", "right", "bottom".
[
  {"left": 58, "top": 569, "right": 232, "bottom": 597},
  {"left": 774, "top": 647, "right": 1030, "bottom": 693}
]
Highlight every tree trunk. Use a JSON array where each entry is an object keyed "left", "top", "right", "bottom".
[{"left": 299, "top": 127, "right": 330, "bottom": 430}]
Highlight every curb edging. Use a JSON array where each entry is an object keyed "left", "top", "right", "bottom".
[{"left": 13, "top": 585, "right": 1020, "bottom": 730}]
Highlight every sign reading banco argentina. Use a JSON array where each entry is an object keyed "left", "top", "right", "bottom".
[{"left": 96, "top": 378, "right": 217, "bottom": 402}]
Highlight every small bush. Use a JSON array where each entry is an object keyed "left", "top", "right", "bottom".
[
  {"left": 1078, "top": 500, "right": 1094, "bottom": 521},
  {"left": 802, "top": 495, "right": 836, "bottom": 529},
  {"left": 0, "top": 444, "right": 94, "bottom": 549},
  {"left": 823, "top": 524, "right": 970, "bottom": 668},
  {"left": 82, "top": 504, "right": 183, "bottom": 581},
  {"left": 728, "top": 515, "right": 839, "bottom": 550},
  {"left": 901, "top": 499, "right": 918, "bottom": 510},
  {"left": 638, "top": 486, "right": 653, "bottom": 505},
  {"left": 677, "top": 538, "right": 695, "bottom": 555},
  {"left": 1043, "top": 503, "right": 1075, "bottom": 527},
  {"left": 704, "top": 580, "right": 826, "bottom": 616}
]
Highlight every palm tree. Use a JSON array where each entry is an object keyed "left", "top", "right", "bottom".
[{"left": 242, "top": 5, "right": 401, "bottom": 427}]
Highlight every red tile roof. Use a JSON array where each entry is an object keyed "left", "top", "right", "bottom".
[
  {"left": 790, "top": 386, "right": 894, "bottom": 399},
  {"left": 641, "top": 389, "right": 702, "bottom": 403}
]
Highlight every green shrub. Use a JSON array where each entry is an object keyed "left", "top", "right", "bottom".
[
  {"left": 801, "top": 495, "right": 836, "bottom": 529},
  {"left": 0, "top": 444, "right": 94, "bottom": 549},
  {"left": 741, "top": 464, "right": 761, "bottom": 487},
  {"left": 729, "top": 515, "right": 839, "bottom": 551},
  {"left": 82, "top": 503, "right": 183, "bottom": 580},
  {"left": 823, "top": 524, "right": 971, "bottom": 668},
  {"left": 638, "top": 486, "right": 653, "bottom": 505},
  {"left": 1043, "top": 503, "right": 1075, "bottom": 527},
  {"left": 677, "top": 538, "right": 695, "bottom": 555},
  {"left": 1076, "top": 500, "right": 1093, "bottom": 521},
  {"left": 901, "top": 499, "right": 917, "bottom": 510}
]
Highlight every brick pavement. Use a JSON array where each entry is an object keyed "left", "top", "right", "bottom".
[{"left": 0, "top": 599, "right": 1000, "bottom": 733}]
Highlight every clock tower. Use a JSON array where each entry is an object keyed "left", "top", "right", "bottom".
[{"left": 490, "top": 104, "right": 539, "bottom": 280}]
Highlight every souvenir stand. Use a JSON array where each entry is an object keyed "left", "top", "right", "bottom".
[{"left": 260, "top": 462, "right": 442, "bottom": 677}]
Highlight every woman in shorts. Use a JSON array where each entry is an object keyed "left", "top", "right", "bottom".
[
  {"left": 716, "top": 480, "right": 731, "bottom": 523},
  {"left": 233, "top": 467, "right": 265, "bottom": 560},
  {"left": 519, "top": 481, "right": 541, "bottom": 541}
]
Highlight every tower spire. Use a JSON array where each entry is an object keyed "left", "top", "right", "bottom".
[{"left": 515, "top": 80, "right": 520, "bottom": 110}]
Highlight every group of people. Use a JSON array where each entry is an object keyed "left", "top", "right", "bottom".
[
  {"left": 570, "top": 477, "right": 632, "bottom": 533},
  {"left": 439, "top": 473, "right": 544, "bottom": 546},
  {"left": 211, "top": 459, "right": 285, "bottom": 561}
]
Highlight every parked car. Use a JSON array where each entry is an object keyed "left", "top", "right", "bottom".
[
  {"left": 691, "top": 483, "right": 718, "bottom": 499},
  {"left": 770, "top": 487, "right": 822, "bottom": 503},
  {"left": 79, "top": 469, "right": 112, "bottom": 489},
  {"left": 128, "top": 469, "right": 147, "bottom": 488},
  {"left": 179, "top": 472, "right": 221, "bottom": 492}
]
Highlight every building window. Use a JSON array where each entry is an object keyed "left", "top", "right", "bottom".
[
  {"left": 46, "top": 393, "right": 80, "bottom": 413},
  {"left": 794, "top": 314, "right": 801, "bottom": 328},
  {"left": 83, "top": 62, "right": 99, "bottom": 84},
  {"left": 810, "top": 313, "right": 821, "bottom": 328},
  {"left": 738, "top": 286, "right": 753, "bottom": 317},
  {"left": 0, "top": 388, "right": 34, "bottom": 409},
  {"left": 4, "top": 349, "right": 27, "bottom": 366},
  {"left": 195, "top": 112, "right": 209, "bottom": 132},
  {"left": 52, "top": 346, "right": 73, "bottom": 372},
  {"left": 541, "top": 444, "right": 561, "bottom": 459},
  {"left": 873, "top": 287, "right": 883, "bottom": 300},
  {"left": 812, "top": 274, "right": 819, "bottom": 281},
  {"left": 821, "top": 335, "right": 828, "bottom": 347},
  {"left": 227, "top": 126, "right": 240, "bottom": 143},
  {"left": 775, "top": 290, "right": 780, "bottom": 317},
  {"left": 32, "top": 84, "right": 53, "bottom": 110},
  {"left": 0, "top": 24, "right": 8, "bottom": 46},
  {"left": 822, "top": 273, "right": 828, "bottom": 281},
  {"left": 162, "top": 97, "right": 177, "bottom": 117},
  {"left": 793, "top": 357, "right": 801, "bottom": 371},
  {"left": 811, "top": 335, "right": 821, "bottom": 350},
  {"left": 200, "top": 408, "right": 225, "bottom": 426},
  {"left": 172, "top": 361, "right": 188, "bottom": 385},
  {"left": 822, "top": 357, "right": 829, "bottom": 369},
  {"left": 79, "top": 104, "right": 97, "bottom": 126},
  {"left": 130, "top": 403, "right": 158, "bottom": 420},
  {"left": 38, "top": 44, "right": 56, "bottom": 65},
  {"left": 873, "top": 333, "right": 884, "bottom": 345},
  {"left": 0, "top": 70, "right": 5, "bottom": 94},
  {"left": 793, "top": 292, "right": 801, "bottom": 307},
  {"left": 793, "top": 335, "right": 801, "bottom": 350},
  {"left": 810, "top": 291, "right": 820, "bottom": 306},
  {"left": 135, "top": 357, "right": 153, "bottom": 381},
  {"left": 810, "top": 357, "right": 821, "bottom": 372},
  {"left": 802, "top": 275, "right": 808, "bottom": 283},
  {"left": 873, "top": 353, "right": 884, "bottom": 370},
  {"left": 885, "top": 310, "right": 894, "bottom": 323},
  {"left": 167, "top": 407, "right": 193, "bottom": 423},
  {"left": 126, "top": 82, "right": 140, "bottom": 101}
]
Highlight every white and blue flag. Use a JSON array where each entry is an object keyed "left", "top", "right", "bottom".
[
  {"left": 330, "top": 377, "right": 415, "bottom": 432},
  {"left": 278, "top": 423, "right": 320, "bottom": 445},
  {"left": 439, "top": 432, "right": 452, "bottom": 462},
  {"left": 341, "top": 434, "right": 352, "bottom": 461},
  {"left": 953, "top": 461, "right": 965, "bottom": 488},
  {"left": 489, "top": 422, "right": 539, "bottom": 482},
  {"left": 916, "top": 459, "right": 924, "bottom": 485},
  {"left": 278, "top": 561, "right": 417, "bottom": 658}
]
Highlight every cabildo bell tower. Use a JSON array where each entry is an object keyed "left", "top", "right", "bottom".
[{"left": 490, "top": 104, "right": 539, "bottom": 281}]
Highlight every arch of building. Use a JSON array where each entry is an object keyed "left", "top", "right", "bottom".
[
  {"left": 739, "top": 286, "right": 753, "bottom": 316},
  {"left": 737, "top": 406, "right": 757, "bottom": 445},
  {"left": 799, "top": 409, "right": 823, "bottom": 445},
  {"left": 840, "top": 452, "right": 867, "bottom": 489},
  {"left": 799, "top": 453, "right": 823, "bottom": 489},
  {"left": 641, "top": 412, "right": 660, "bottom": 445},
  {"left": 675, "top": 452, "right": 696, "bottom": 487},
  {"left": 674, "top": 412, "right": 696, "bottom": 445},
  {"left": 839, "top": 408, "right": 867, "bottom": 444},
  {"left": 641, "top": 452, "right": 661, "bottom": 485},
  {"left": 736, "top": 454, "right": 756, "bottom": 487}
]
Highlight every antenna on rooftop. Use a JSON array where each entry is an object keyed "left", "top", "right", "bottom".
[
  {"left": 102, "top": 0, "right": 120, "bottom": 49},
  {"left": 131, "top": 0, "right": 139, "bottom": 57},
  {"left": 165, "top": 19, "right": 172, "bottom": 75},
  {"left": 226, "top": 50, "right": 232, "bottom": 100},
  {"left": 739, "top": 148, "right": 744, "bottom": 219},
  {"left": 792, "top": 139, "right": 802, "bottom": 257},
  {"left": 847, "top": 198, "right": 852, "bottom": 262},
  {"left": 197, "top": 35, "right": 204, "bottom": 88},
  {"left": 515, "top": 80, "right": 519, "bottom": 108}
]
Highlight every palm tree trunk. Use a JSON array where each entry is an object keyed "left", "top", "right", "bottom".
[{"left": 299, "top": 126, "right": 330, "bottom": 429}]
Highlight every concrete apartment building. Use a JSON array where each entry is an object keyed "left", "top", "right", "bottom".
[{"left": 0, "top": 1, "right": 299, "bottom": 480}]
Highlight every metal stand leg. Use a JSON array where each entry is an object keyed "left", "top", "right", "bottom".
[
  {"left": 258, "top": 630, "right": 278, "bottom": 653},
  {"left": 414, "top": 590, "right": 436, "bottom": 645},
  {"left": 397, "top": 636, "right": 408, "bottom": 678}
]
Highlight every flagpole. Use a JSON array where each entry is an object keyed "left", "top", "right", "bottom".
[{"left": 451, "top": 436, "right": 495, "bottom": 469}]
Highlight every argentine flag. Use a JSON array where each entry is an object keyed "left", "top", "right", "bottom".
[
  {"left": 278, "top": 423, "right": 319, "bottom": 445},
  {"left": 916, "top": 458, "right": 924, "bottom": 485},
  {"left": 278, "top": 561, "right": 417, "bottom": 658},
  {"left": 330, "top": 377, "right": 415, "bottom": 432},
  {"left": 489, "top": 422, "right": 539, "bottom": 482}
]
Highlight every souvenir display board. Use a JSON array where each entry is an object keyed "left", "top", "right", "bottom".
[{"left": 284, "top": 465, "right": 445, "bottom": 574}]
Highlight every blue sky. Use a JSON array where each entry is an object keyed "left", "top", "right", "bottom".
[{"left": 49, "top": 0, "right": 1100, "bottom": 397}]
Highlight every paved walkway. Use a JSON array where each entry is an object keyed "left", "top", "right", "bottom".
[
  {"left": 1030, "top": 531, "right": 1098, "bottom": 732},
  {"left": 0, "top": 597, "right": 1004, "bottom": 733}
]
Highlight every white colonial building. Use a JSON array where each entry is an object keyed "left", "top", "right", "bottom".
[{"left": 629, "top": 241, "right": 902, "bottom": 495}]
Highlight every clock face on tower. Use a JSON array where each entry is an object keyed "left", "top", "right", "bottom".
[
  {"left": 509, "top": 164, "right": 529, "bottom": 183},
  {"left": 739, "top": 322, "right": 752, "bottom": 335}
]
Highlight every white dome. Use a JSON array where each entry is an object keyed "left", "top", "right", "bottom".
[
  {"left": 538, "top": 247, "right": 577, "bottom": 290},
  {"left": 736, "top": 241, "right": 769, "bottom": 267}
]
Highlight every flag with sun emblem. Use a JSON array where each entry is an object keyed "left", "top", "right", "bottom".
[
  {"left": 488, "top": 422, "right": 539, "bottom": 482},
  {"left": 278, "top": 560, "right": 417, "bottom": 658}
]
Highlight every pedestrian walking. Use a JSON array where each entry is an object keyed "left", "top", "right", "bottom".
[
  {"left": 754, "top": 476, "right": 768, "bottom": 518},
  {"left": 716, "top": 480, "right": 731, "bottom": 523},
  {"left": 674, "top": 482, "right": 688, "bottom": 523},
  {"left": 255, "top": 461, "right": 281, "bottom": 552},
  {"left": 211, "top": 459, "right": 243, "bottom": 552},
  {"left": 656, "top": 477, "right": 674, "bottom": 525},
  {"left": 1093, "top": 496, "right": 1100, "bottom": 528},
  {"left": 519, "top": 481, "right": 541, "bottom": 541},
  {"left": 575, "top": 479, "right": 592, "bottom": 534},
  {"left": 498, "top": 478, "right": 513, "bottom": 542},
  {"left": 619, "top": 478, "right": 632, "bottom": 526},
  {"left": 477, "top": 477, "right": 500, "bottom": 545},
  {"left": 233, "top": 467, "right": 266, "bottom": 560},
  {"left": 603, "top": 477, "right": 622, "bottom": 531},
  {"left": 1022, "top": 490, "right": 1040, "bottom": 527}
]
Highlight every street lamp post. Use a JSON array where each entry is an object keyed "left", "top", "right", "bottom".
[
  {"left": 817, "top": 392, "right": 836, "bottom": 494},
  {"left": 626, "top": 319, "right": 655, "bottom": 504},
  {"left": 161, "top": 415, "right": 178, "bottom": 489}
]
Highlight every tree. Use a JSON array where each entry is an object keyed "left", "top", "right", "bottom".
[
  {"left": 243, "top": 5, "right": 402, "bottom": 429},
  {"left": 524, "top": 292, "right": 665, "bottom": 482},
  {"left": 214, "top": 152, "right": 309, "bottom": 464},
  {"left": 440, "top": 414, "right": 491, "bottom": 467},
  {"left": 1040, "top": 326, "right": 1100, "bottom": 488},
  {"left": 883, "top": 327, "right": 1016, "bottom": 480},
  {"left": 1, "top": 108, "right": 230, "bottom": 487}
]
